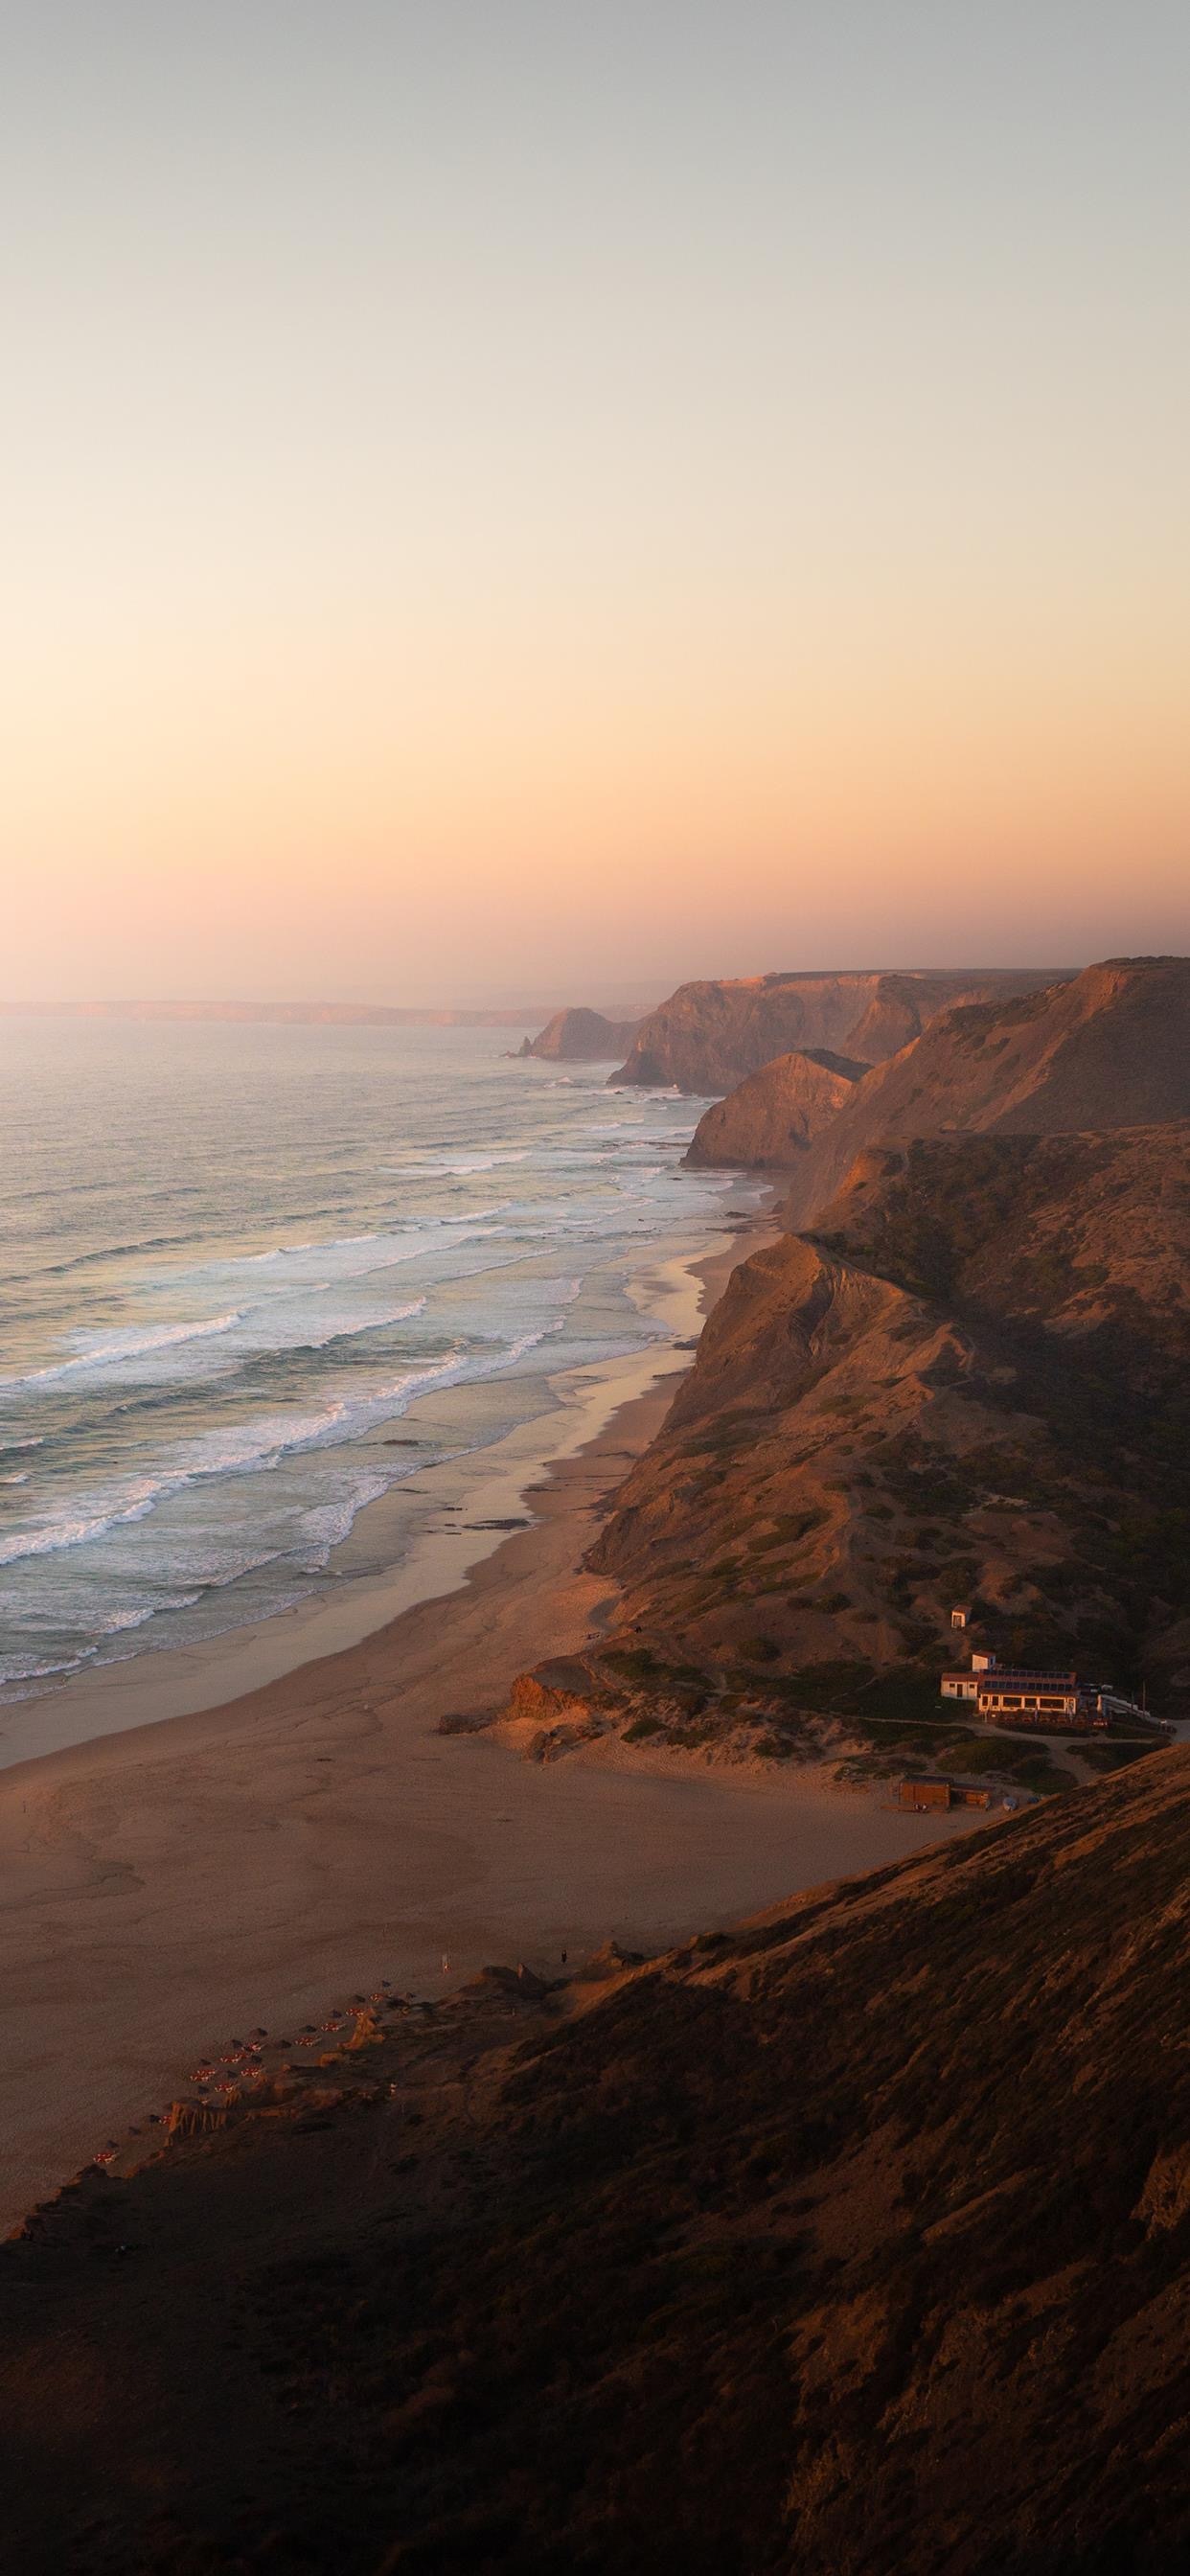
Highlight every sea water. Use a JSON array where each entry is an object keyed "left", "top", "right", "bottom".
[{"left": 0, "top": 1016, "right": 745, "bottom": 1710}]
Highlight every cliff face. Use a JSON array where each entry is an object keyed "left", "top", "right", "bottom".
[
  {"left": 685, "top": 1046, "right": 863, "bottom": 1167},
  {"left": 5, "top": 1749, "right": 1189, "bottom": 2574},
  {"left": 782, "top": 954, "right": 1190, "bottom": 1225},
  {"left": 609, "top": 966, "right": 1067, "bottom": 1092},
  {"left": 517, "top": 1004, "right": 642, "bottom": 1060},
  {"left": 584, "top": 1123, "right": 1190, "bottom": 1746},
  {"left": 493, "top": 966, "right": 1190, "bottom": 1770}
]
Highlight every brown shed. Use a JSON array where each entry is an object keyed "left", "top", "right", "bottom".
[{"left": 898, "top": 1777, "right": 952, "bottom": 1811}]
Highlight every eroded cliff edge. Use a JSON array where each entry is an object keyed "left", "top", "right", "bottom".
[
  {"left": 716, "top": 954, "right": 1190, "bottom": 1225},
  {"left": 684, "top": 1046, "right": 863, "bottom": 1167},
  {"left": 610, "top": 965, "right": 1068, "bottom": 1092}
]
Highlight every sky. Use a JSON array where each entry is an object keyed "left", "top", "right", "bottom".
[{"left": 3, "top": 0, "right": 1188, "bottom": 1003}]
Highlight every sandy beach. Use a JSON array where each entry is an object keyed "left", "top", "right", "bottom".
[
  {"left": 0, "top": 1222, "right": 744, "bottom": 1774},
  {"left": 0, "top": 1220, "right": 978, "bottom": 2228}
]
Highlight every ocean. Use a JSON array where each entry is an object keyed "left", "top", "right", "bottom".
[{"left": 0, "top": 1016, "right": 745, "bottom": 1716}]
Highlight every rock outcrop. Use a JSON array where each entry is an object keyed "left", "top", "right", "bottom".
[
  {"left": 609, "top": 966, "right": 1067, "bottom": 1092},
  {"left": 518, "top": 1005, "right": 643, "bottom": 1061},
  {"left": 685, "top": 1046, "right": 863, "bottom": 1167},
  {"left": 782, "top": 953, "right": 1190, "bottom": 1225},
  {"left": 493, "top": 1661, "right": 610, "bottom": 1760}
]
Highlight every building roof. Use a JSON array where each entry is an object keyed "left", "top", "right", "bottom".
[
  {"left": 976, "top": 1670, "right": 1079, "bottom": 1689},
  {"left": 942, "top": 1668, "right": 1077, "bottom": 1688}
]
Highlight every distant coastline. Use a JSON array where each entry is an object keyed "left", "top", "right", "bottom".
[{"left": 0, "top": 999, "right": 554, "bottom": 1028}]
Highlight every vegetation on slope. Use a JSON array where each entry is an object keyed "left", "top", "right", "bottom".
[
  {"left": 557, "top": 1124, "right": 1190, "bottom": 1766},
  {"left": 3, "top": 1752, "right": 1188, "bottom": 2573}
]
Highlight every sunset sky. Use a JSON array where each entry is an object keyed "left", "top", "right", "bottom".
[{"left": 5, "top": 1, "right": 1188, "bottom": 1003}]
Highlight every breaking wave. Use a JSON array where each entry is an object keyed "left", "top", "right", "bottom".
[
  {"left": 0, "top": 1017, "right": 756, "bottom": 1720},
  {"left": 0, "top": 1310, "right": 244, "bottom": 1392}
]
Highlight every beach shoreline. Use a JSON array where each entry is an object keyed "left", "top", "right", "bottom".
[
  {"left": 0, "top": 1212, "right": 754, "bottom": 1774},
  {"left": 0, "top": 1203, "right": 983, "bottom": 2227}
]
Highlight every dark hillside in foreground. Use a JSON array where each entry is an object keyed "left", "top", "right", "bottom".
[{"left": 2, "top": 1751, "right": 1188, "bottom": 2572}]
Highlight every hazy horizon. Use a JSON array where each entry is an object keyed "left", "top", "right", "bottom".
[
  {"left": 0, "top": 952, "right": 1115, "bottom": 1019},
  {"left": 6, "top": 2, "right": 1189, "bottom": 1003},
  {"left": 2, "top": 937, "right": 1181, "bottom": 1016}
]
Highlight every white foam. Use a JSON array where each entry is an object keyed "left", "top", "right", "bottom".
[
  {"left": 93, "top": 1597, "right": 201, "bottom": 1636},
  {"left": 0, "top": 1350, "right": 469, "bottom": 1572},
  {"left": 240, "top": 1240, "right": 315, "bottom": 1264},
  {"left": 402, "top": 1148, "right": 531, "bottom": 1175},
  {"left": 207, "top": 1221, "right": 503, "bottom": 1291},
  {"left": 0, "top": 1492, "right": 160, "bottom": 1568},
  {"left": 0, "top": 1037, "right": 738, "bottom": 1698},
  {"left": 0, "top": 1290, "right": 597, "bottom": 1577},
  {"left": 286, "top": 1475, "right": 391, "bottom": 1563},
  {"left": 0, "top": 1650, "right": 78, "bottom": 1689},
  {"left": 0, "top": 1289, "right": 435, "bottom": 1400},
  {"left": 0, "top": 1309, "right": 244, "bottom": 1392}
]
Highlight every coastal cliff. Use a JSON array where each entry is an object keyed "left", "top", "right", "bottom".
[
  {"left": 606, "top": 1121, "right": 1189, "bottom": 1686},
  {"left": 5, "top": 971, "right": 1190, "bottom": 2575},
  {"left": 495, "top": 1116, "right": 1190, "bottom": 1773},
  {"left": 684, "top": 1046, "right": 863, "bottom": 1167},
  {"left": 779, "top": 953, "right": 1190, "bottom": 1225},
  {"left": 609, "top": 966, "right": 1067, "bottom": 1092}
]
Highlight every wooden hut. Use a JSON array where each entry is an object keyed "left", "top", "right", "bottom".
[{"left": 897, "top": 1777, "right": 952, "bottom": 1812}]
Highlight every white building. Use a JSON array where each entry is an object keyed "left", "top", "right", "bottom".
[{"left": 940, "top": 1652, "right": 1150, "bottom": 1733}]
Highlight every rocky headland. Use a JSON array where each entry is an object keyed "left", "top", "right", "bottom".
[
  {"left": 609, "top": 965, "right": 1068, "bottom": 1092},
  {"left": 684, "top": 1046, "right": 864, "bottom": 1168},
  {"left": 517, "top": 1004, "right": 644, "bottom": 1061}
]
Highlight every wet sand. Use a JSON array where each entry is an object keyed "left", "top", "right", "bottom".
[{"left": 0, "top": 1221, "right": 977, "bottom": 2227}]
